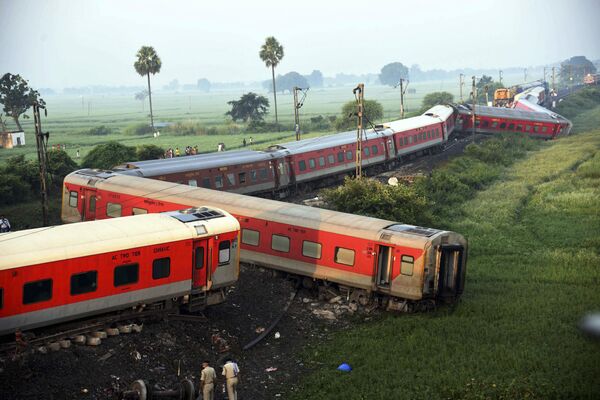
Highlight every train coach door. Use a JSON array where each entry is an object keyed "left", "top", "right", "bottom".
[
  {"left": 437, "top": 244, "right": 465, "bottom": 300},
  {"left": 82, "top": 189, "right": 97, "bottom": 221},
  {"left": 192, "top": 239, "right": 210, "bottom": 289},
  {"left": 376, "top": 245, "right": 393, "bottom": 289}
]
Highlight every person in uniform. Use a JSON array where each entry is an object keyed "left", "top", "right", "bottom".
[
  {"left": 221, "top": 358, "right": 240, "bottom": 400},
  {"left": 200, "top": 360, "right": 216, "bottom": 400}
]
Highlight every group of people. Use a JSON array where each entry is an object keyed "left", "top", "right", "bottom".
[
  {"left": 241, "top": 137, "right": 254, "bottom": 147},
  {"left": 165, "top": 145, "right": 199, "bottom": 158},
  {"left": 200, "top": 358, "right": 240, "bottom": 400}
]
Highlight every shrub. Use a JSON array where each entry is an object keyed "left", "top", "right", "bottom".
[
  {"left": 0, "top": 173, "right": 30, "bottom": 205},
  {"left": 124, "top": 123, "right": 154, "bottom": 136},
  {"left": 81, "top": 142, "right": 137, "bottom": 170},
  {"left": 86, "top": 125, "right": 113, "bottom": 135},
  {"left": 47, "top": 150, "right": 78, "bottom": 186},
  {"left": 137, "top": 144, "right": 165, "bottom": 161}
]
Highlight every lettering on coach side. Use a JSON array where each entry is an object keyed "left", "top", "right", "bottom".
[{"left": 153, "top": 246, "right": 170, "bottom": 253}]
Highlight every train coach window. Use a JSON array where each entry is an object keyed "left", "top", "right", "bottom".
[
  {"left": 271, "top": 234, "right": 290, "bottom": 253},
  {"left": 508, "top": 123, "right": 515, "bottom": 130},
  {"left": 226, "top": 173, "right": 235, "bottom": 186},
  {"left": 525, "top": 125, "right": 532, "bottom": 132},
  {"left": 259, "top": 168, "right": 269, "bottom": 180},
  {"left": 70, "top": 271, "right": 98, "bottom": 295},
  {"left": 153, "top": 257, "right": 171, "bottom": 279},
  {"left": 114, "top": 263, "right": 139, "bottom": 287},
  {"left": 188, "top": 179, "right": 198, "bottom": 187},
  {"left": 89, "top": 196, "right": 96, "bottom": 212},
  {"left": 327, "top": 154, "right": 335, "bottom": 164},
  {"left": 407, "top": 136, "right": 412, "bottom": 145},
  {"left": 242, "top": 229, "right": 260, "bottom": 246},
  {"left": 195, "top": 247, "right": 205, "bottom": 269},
  {"left": 309, "top": 159, "right": 316, "bottom": 169},
  {"left": 23, "top": 279, "right": 52, "bottom": 305},
  {"left": 500, "top": 122, "right": 506, "bottom": 129},
  {"left": 69, "top": 191, "right": 78, "bottom": 207},
  {"left": 334, "top": 247, "right": 355, "bottom": 266},
  {"left": 533, "top": 126, "right": 539, "bottom": 132},
  {"left": 337, "top": 152, "right": 344, "bottom": 162},
  {"left": 218, "top": 241, "right": 231, "bottom": 265},
  {"left": 319, "top": 156, "right": 325, "bottom": 167},
  {"left": 372, "top": 145, "right": 379, "bottom": 155},
  {"left": 491, "top": 121, "right": 498, "bottom": 128},
  {"left": 401, "top": 255, "right": 414, "bottom": 276},
  {"left": 302, "top": 241, "right": 322, "bottom": 259},
  {"left": 516, "top": 125, "right": 523, "bottom": 131},
  {"left": 132, "top": 207, "right": 148, "bottom": 215},
  {"left": 239, "top": 172, "right": 246, "bottom": 184},
  {"left": 482, "top": 121, "right": 489, "bottom": 128},
  {"left": 413, "top": 134, "right": 417, "bottom": 143},
  {"left": 298, "top": 160, "right": 307, "bottom": 171},
  {"left": 202, "top": 178, "right": 211, "bottom": 188},
  {"left": 250, "top": 170, "right": 257, "bottom": 182},
  {"left": 364, "top": 147, "right": 370, "bottom": 157},
  {"left": 107, "top": 203, "right": 122, "bottom": 218},
  {"left": 542, "top": 126, "right": 548, "bottom": 133},
  {"left": 346, "top": 151, "right": 353, "bottom": 160},
  {"left": 215, "top": 176, "right": 224, "bottom": 188}
]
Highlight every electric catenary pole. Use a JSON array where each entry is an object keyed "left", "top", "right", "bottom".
[
  {"left": 459, "top": 74, "right": 465, "bottom": 102},
  {"left": 499, "top": 70, "right": 503, "bottom": 85},
  {"left": 33, "top": 101, "right": 50, "bottom": 226},
  {"left": 353, "top": 83, "right": 364, "bottom": 179},
  {"left": 395, "top": 79, "right": 409, "bottom": 119},
  {"left": 293, "top": 86, "right": 308, "bottom": 141},
  {"left": 471, "top": 76, "right": 477, "bottom": 144}
]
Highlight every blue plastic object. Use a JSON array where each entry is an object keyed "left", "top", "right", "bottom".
[{"left": 337, "top": 363, "right": 352, "bottom": 372}]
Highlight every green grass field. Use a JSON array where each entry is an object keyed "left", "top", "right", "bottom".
[
  {"left": 289, "top": 131, "right": 600, "bottom": 399},
  {"left": 0, "top": 73, "right": 527, "bottom": 165}
]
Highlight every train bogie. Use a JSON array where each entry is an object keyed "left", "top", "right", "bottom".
[{"left": 0, "top": 208, "right": 240, "bottom": 335}]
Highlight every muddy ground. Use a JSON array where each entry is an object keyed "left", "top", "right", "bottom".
[{"left": 0, "top": 135, "right": 479, "bottom": 399}]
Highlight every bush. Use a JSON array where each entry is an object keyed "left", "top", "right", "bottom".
[
  {"left": 81, "top": 142, "right": 137, "bottom": 170},
  {"left": 335, "top": 100, "right": 384, "bottom": 131},
  {"left": 165, "top": 122, "right": 222, "bottom": 136},
  {"left": 124, "top": 123, "right": 154, "bottom": 136},
  {"left": 555, "top": 87, "right": 600, "bottom": 119},
  {"left": 47, "top": 150, "right": 78, "bottom": 186},
  {"left": 86, "top": 125, "right": 113, "bottom": 135},
  {"left": 137, "top": 144, "right": 165, "bottom": 161},
  {"left": 0, "top": 173, "right": 30, "bottom": 205}
]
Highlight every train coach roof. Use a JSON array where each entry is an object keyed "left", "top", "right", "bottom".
[
  {"left": 67, "top": 171, "right": 450, "bottom": 248},
  {"left": 457, "top": 104, "right": 566, "bottom": 123},
  {"left": 113, "top": 150, "right": 276, "bottom": 177},
  {"left": 0, "top": 209, "right": 237, "bottom": 270}
]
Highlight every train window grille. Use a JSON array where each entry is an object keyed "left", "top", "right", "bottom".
[
  {"left": 371, "top": 145, "right": 378, "bottom": 155},
  {"left": 202, "top": 178, "right": 211, "bottom": 188},
  {"left": 328, "top": 154, "right": 335, "bottom": 164},
  {"left": 346, "top": 151, "right": 353, "bottom": 160},
  {"left": 516, "top": 124, "right": 523, "bottom": 131},
  {"left": 23, "top": 279, "right": 53, "bottom": 305},
  {"left": 215, "top": 176, "right": 224, "bottom": 189},
  {"left": 309, "top": 159, "right": 316, "bottom": 169},
  {"left": 271, "top": 234, "right": 290, "bottom": 253},
  {"left": 299, "top": 160, "right": 307, "bottom": 171},
  {"left": 114, "top": 263, "right": 139, "bottom": 287},
  {"left": 525, "top": 125, "right": 531, "bottom": 131},
  {"left": 107, "top": 202, "right": 122, "bottom": 218},
  {"left": 195, "top": 247, "right": 205, "bottom": 269},
  {"left": 250, "top": 170, "right": 257, "bottom": 182},
  {"left": 500, "top": 122, "right": 506, "bottom": 129},
  {"left": 491, "top": 121, "right": 498, "bottom": 128},
  {"left": 508, "top": 123, "right": 515, "bottom": 130},
  {"left": 242, "top": 229, "right": 260, "bottom": 246},
  {"left": 70, "top": 271, "right": 98, "bottom": 295},
  {"left": 334, "top": 247, "right": 355, "bottom": 266},
  {"left": 89, "top": 195, "right": 96, "bottom": 212},
  {"left": 401, "top": 255, "right": 414, "bottom": 276},
  {"left": 533, "top": 126, "right": 539, "bottom": 132},
  {"left": 482, "top": 121, "right": 489, "bottom": 128},
  {"left": 132, "top": 207, "right": 147, "bottom": 215},
  {"left": 364, "top": 147, "right": 370, "bottom": 157},
  {"left": 259, "top": 168, "right": 268, "bottom": 180},
  {"left": 302, "top": 241, "right": 322, "bottom": 259},
  {"left": 542, "top": 126, "right": 548, "bottom": 133},
  {"left": 427, "top": 131, "right": 431, "bottom": 139},
  {"left": 188, "top": 179, "right": 198, "bottom": 187},
  {"left": 413, "top": 134, "right": 417, "bottom": 143},
  {"left": 337, "top": 152, "right": 344, "bottom": 162},
  {"left": 226, "top": 173, "right": 235, "bottom": 186},
  {"left": 318, "top": 156, "right": 325, "bottom": 167},
  {"left": 152, "top": 258, "right": 171, "bottom": 279},
  {"left": 69, "top": 191, "right": 78, "bottom": 207},
  {"left": 238, "top": 172, "right": 246, "bottom": 184},
  {"left": 218, "top": 241, "right": 231, "bottom": 265}
]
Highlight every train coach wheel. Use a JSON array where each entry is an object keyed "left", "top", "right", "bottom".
[
  {"left": 180, "top": 379, "right": 195, "bottom": 400},
  {"left": 130, "top": 380, "right": 148, "bottom": 400}
]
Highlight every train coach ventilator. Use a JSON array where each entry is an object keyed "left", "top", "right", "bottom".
[{"left": 119, "top": 379, "right": 196, "bottom": 400}]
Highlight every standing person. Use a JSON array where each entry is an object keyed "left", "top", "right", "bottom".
[
  {"left": 242, "top": 138, "right": 246, "bottom": 147},
  {"left": 200, "top": 360, "right": 217, "bottom": 400},
  {"left": 175, "top": 147, "right": 181, "bottom": 157},
  {"left": 249, "top": 137, "right": 253, "bottom": 146},
  {"left": 222, "top": 358, "right": 240, "bottom": 400},
  {"left": 0, "top": 215, "right": 11, "bottom": 233},
  {"left": 76, "top": 149, "right": 80, "bottom": 159}
]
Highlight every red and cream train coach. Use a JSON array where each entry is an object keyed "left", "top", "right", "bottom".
[
  {"left": 62, "top": 170, "right": 467, "bottom": 308},
  {"left": 0, "top": 208, "right": 240, "bottom": 335}
]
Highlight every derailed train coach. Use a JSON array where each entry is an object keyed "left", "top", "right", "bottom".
[{"left": 62, "top": 170, "right": 467, "bottom": 309}]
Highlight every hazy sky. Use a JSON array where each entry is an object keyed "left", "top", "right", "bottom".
[{"left": 1, "top": 0, "right": 599, "bottom": 89}]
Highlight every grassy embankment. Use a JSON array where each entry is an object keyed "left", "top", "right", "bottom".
[{"left": 290, "top": 132, "right": 600, "bottom": 397}]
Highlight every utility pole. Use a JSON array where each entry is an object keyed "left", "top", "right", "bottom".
[
  {"left": 292, "top": 86, "right": 308, "bottom": 141},
  {"left": 471, "top": 76, "right": 476, "bottom": 144},
  {"left": 543, "top": 67, "right": 547, "bottom": 83},
  {"left": 552, "top": 67, "right": 556, "bottom": 92},
  {"left": 524, "top": 68, "right": 528, "bottom": 82},
  {"left": 459, "top": 74, "right": 465, "bottom": 102},
  {"left": 395, "top": 79, "right": 409, "bottom": 119},
  {"left": 484, "top": 85, "right": 489, "bottom": 105},
  {"left": 33, "top": 101, "right": 50, "bottom": 227},
  {"left": 499, "top": 70, "right": 503, "bottom": 85},
  {"left": 353, "top": 83, "right": 364, "bottom": 179}
]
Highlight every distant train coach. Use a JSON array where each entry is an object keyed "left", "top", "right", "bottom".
[{"left": 0, "top": 208, "right": 240, "bottom": 335}]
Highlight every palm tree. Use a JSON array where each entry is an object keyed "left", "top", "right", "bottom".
[
  {"left": 134, "top": 46, "right": 162, "bottom": 130},
  {"left": 259, "top": 37, "right": 284, "bottom": 129}
]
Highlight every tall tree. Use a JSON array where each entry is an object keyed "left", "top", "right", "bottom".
[
  {"left": 0, "top": 73, "right": 43, "bottom": 131},
  {"left": 259, "top": 37, "right": 284, "bottom": 127},
  {"left": 379, "top": 62, "right": 409, "bottom": 86},
  {"left": 419, "top": 91, "right": 454, "bottom": 113},
  {"left": 134, "top": 46, "right": 162, "bottom": 130}
]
